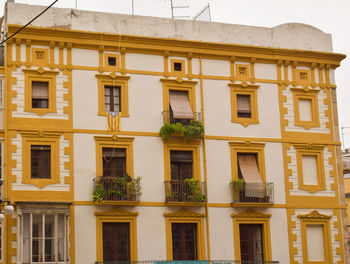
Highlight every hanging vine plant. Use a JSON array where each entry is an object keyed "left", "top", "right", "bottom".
[{"left": 159, "top": 120, "right": 204, "bottom": 140}]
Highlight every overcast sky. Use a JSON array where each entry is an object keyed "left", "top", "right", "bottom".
[{"left": 1, "top": 0, "right": 349, "bottom": 147}]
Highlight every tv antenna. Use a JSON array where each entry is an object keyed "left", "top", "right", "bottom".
[{"left": 170, "top": 0, "right": 189, "bottom": 19}]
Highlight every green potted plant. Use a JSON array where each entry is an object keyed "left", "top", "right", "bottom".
[
  {"left": 185, "top": 178, "right": 206, "bottom": 202},
  {"left": 128, "top": 176, "right": 142, "bottom": 201},
  {"left": 92, "top": 185, "right": 106, "bottom": 204},
  {"left": 159, "top": 121, "right": 204, "bottom": 140},
  {"left": 230, "top": 178, "right": 245, "bottom": 191}
]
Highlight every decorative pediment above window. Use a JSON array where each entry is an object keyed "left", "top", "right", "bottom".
[
  {"left": 94, "top": 207, "right": 139, "bottom": 216},
  {"left": 163, "top": 209, "right": 205, "bottom": 218},
  {"left": 297, "top": 210, "right": 332, "bottom": 219},
  {"left": 231, "top": 209, "right": 271, "bottom": 218}
]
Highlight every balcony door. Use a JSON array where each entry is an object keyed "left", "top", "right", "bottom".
[
  {"left": 172, "top": 223, "right": 197, "bottom": 260},
  {"left": 170, "top": 150, "right": 193, "bottom": 201},
  {"left": 239, "top": 224, "right": 264, "bottom": 262},
  {"left": 103, "top": 222, "right": 130, "bottom": 262}
]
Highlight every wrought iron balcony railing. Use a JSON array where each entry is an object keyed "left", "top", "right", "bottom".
[
  {"left": 231, "top": 181, "right": 274, "bottom": 204},
  {"left": 93, "top": 176, "right": 141, "bottom": 202},
  {"left": 164, "top": 180, "right": 206, "bottom": 203},
  {"left": 162, "top": 111, "right": 202, "bottom": 125},
  {"left": 95, "top": 260, "right": 280, "bottom": 264}
]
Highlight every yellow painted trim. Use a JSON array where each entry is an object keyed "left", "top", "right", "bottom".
[
  {"left": 231, "top": 210, "right": 272, "bottom": 261},
  {"left": 164, "top": 209, "right": 206, "bottom": 260},
  {"left": 25, "top": 39, "right": 31, "bottom": 67},
  {"left": 21, "top": 132, "right": 61, "bottom": 189},
  {"left": 296, "top": 147, "right": 326, "bottom": 194},
  {"left": 31, "top": 47, "right": 49, "bottom": 66},
  {"left": 235, "top": 64, "right": 249, "bottom": 81},
  {"left": 104, "top": 53, "right": 119, "bottom": 72},
  {"left": 228, "top": 83, "right": 259, "bottom": 127},
  {"left": 229, "top": 141, "right": 266, "bottom": 182},
  {"left": 299, "top": 216, "right": 332, "bottom": 263},
  {"left": 296, "top": 69, "right": 311, "bottom": 86},
  {"left": 49, "top": 41, "right": 55, "bottom": 69},
  {"left": 23, "top": 68, "right": 59, "bottom": 116},
  {"left": 292, "top": 89, "right": 320, "bottom": 130},
  {"left": 15, "top": 38, "right": 21, "bottom": 68},
  {"left": 96, "top": 73, "right": 130, "bottom": 117},
  {"left": 95, "top": 136, "right": 134, "bottom": 178},
  {"left": 163, "top": 138, "right": 201, "bottom": 181},
  {"left": 95, "top": 208, "right": 138, "bottom": 262},
  {"left": 170, "top": 59, "right": 185, "bottom": 75}
]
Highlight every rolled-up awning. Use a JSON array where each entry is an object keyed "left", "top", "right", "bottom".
[
  {"left": 238, "top": 154, "right": 265, "bottom": 198},
  {"left": 169, "top": 91, "right": 194, "bottom": 119}
]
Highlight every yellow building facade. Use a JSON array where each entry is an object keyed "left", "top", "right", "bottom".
[{"left": 0, "top": 2, "right": 348, "bottom": 264}]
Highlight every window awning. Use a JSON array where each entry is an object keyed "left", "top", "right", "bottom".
[
  {"left": 238, "top": 154, "right": 265, "bottom": 198},
  {"left": 169, "top": 91, "right": 194, "bottom": 119},
  {"left": 237, "top": 94, "right": 251, "bottom": 113},
  {"left": 32, "top": 81, "right": 49, "bottom": 99}
]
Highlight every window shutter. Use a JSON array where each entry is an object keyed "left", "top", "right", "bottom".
[
  {"left": 169, "top": 91, "right": 194, "bottom": 119},
  {"left": 32, "top": 82, "right": 49, "bottom": 99},
  {"left": 237, "top": 154, "right": 264, "bottom": 198}
]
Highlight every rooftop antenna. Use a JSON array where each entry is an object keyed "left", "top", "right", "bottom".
[
  {"left": 192, "top": 3, "right": 211, "bottom": 21},
  {"left": 170, "top": 0, "right": 189, "bottom": 19}
]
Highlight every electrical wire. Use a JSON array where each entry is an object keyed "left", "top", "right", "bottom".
[{"left": 0, "top": 0, "right": 59, "bottom": 46}]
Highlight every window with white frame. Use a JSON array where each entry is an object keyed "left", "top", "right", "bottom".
[{"left": 17, "top": 206, "right": 70, "bottom": 264}]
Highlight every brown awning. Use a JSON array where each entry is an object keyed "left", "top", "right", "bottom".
[
  {"left": 32, "top": 81, "right": 49, "bottom": 99},
  {"left": 169, "top": 91, "right": 194, "bottom": 119},
  {"left": 238, "top": 154, "right": 265, "bottom": 198},
  {"left": 237, "top": 94, "right": 251, "bottom": 114}
]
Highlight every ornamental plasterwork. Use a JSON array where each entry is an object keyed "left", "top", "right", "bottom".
[
  {"left": 297, "top": 210, "right": 332, "bottom": 219},
  {"left": 163, "top": 209, "right": 205, "bottom": 218},
  {"left": 231, "top": 209, "right": 271, "bottom": 219},
  {"left": 94, "top": 207, "right": 139, "bottom": 216}
]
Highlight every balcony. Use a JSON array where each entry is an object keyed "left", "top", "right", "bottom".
[
  {"left": 231, "top": 181, "right": 274, "bottom": 207},
  {"left": 160, "top": 111, "right": 204, "bottom": 140},
  {"left": 95, "top": 260, "right": 280, "bottom": 264},
  {"left": 92, "top": 176, "right": 142, "bottom": 206},
  {"left": 164, "top": 179, "right": 206, "bottom": 206},
  {"left": 162, "top": 110, "right": 202, "bottom": 125}
]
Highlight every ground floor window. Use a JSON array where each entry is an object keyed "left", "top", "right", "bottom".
[
  {"left": 172, "top": 223, "right": 197, "bottom": 260},
  {"left": 17, "top": 204, "right": 70, "bottom": 264},
  {"left": 102, "top": 222, "right": 130, "bottom": 262},
  {"left": 239, "top": 224, "right": 264, "bottom": 262}
]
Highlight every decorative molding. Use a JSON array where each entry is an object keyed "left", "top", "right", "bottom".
[
  {"left": 297, "top": 210, "right": 332, "bottom": 219},
  {"left": 231, "top": 209, "right": 271, "bottom": 218},
  {"left": 163, "top": 209, "right": 205, "bottom": 218},
  {"left": 94, "top": 207, "right": 139, "bottom": 216},
  {"left": 94, "top": 136, "right": 134, "bottom": 142}
]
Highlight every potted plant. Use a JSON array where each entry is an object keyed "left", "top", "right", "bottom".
[
  {"left": 92, "top": 185, "right": 106, "bottom": 204},
  {"left": 230, "top": 178, "right": 245, "bottom": 191},
  {"left": 159, "top": 121, "right": 204, "bottom": 140},
  {"left": 128, "top": 176, "right": 142, "bottom": 201},
  {"left": 185, "top": 178, "right": 206, "bottom": 202}
]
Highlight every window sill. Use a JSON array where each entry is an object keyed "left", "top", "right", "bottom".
[{"left": 166, "top": 201, "right": 206, "bottom": 207}]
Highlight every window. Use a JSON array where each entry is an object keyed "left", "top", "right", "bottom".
[
  {"left": 292, "top": 89, "right": 320, "bottom": 130},
  {"left": 232, "top": 210, "right": 272, "bottom": 262},
  {"left": 23, "top": 69, "right": 58, "bottom": 116},
  {"left": 96, "top": 74, "right": 130, "bottom": 117},
  {"left": 239, "top": 224, "right": 264, "bottom": 262},
  {"left": 172, "top": 223, "right": 197, "bottom": 260},
  {"left": 164, "top": 211, "right": 205, "bottom": 261},
  {"left": 103, "top": 222, "right": 130, "bottom": 261},
  {"left": 168, "top": 150, "right": 193, "bottom": 202},
  {"left": 161, "top": 79, "right": 196, "bottom": 124},
  {"left": 169, "top": 91, "right": 194, "bottom": 124},
  {"left": 31, "top": 145, "right": 51, "bottom": 179},
  {"left": 229, "top": 83, "right": 259, "bottom": 127},
  {"left": 295, "top": 145, "right": 326, "bottom": 193},
  {"left": 104, "top": 86, "right": 121, "bottom": 112},
  {"left": 236, "top": 94, "right": 251, "bottom": 118},
  {"left": 32, "top": 81, "right": 49, "bottom": 109},
  {"left": 95, "top": 209, "right": 138, "bottom": 262},
  {"left": 298, "top": 210, "right": 332, "bottom": 263},
  {"left": 21, "top": 132, "right": 60, "bottom": 189},
  {"left": 171, "top": 59, "right": 185, "bottom": 74},
  {"left": 19, "top": 212, "right": 69, "bottom": 263},
  {"left": 102, "top": 148, "right": 126, "bottom": 177},
  {"left": 104, "top": 53, "right": 119, "bottom": 71}
]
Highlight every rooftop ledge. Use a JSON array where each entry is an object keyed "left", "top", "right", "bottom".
[{"left": 5, "top": 2, "right": 336, "bottom": 53}]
